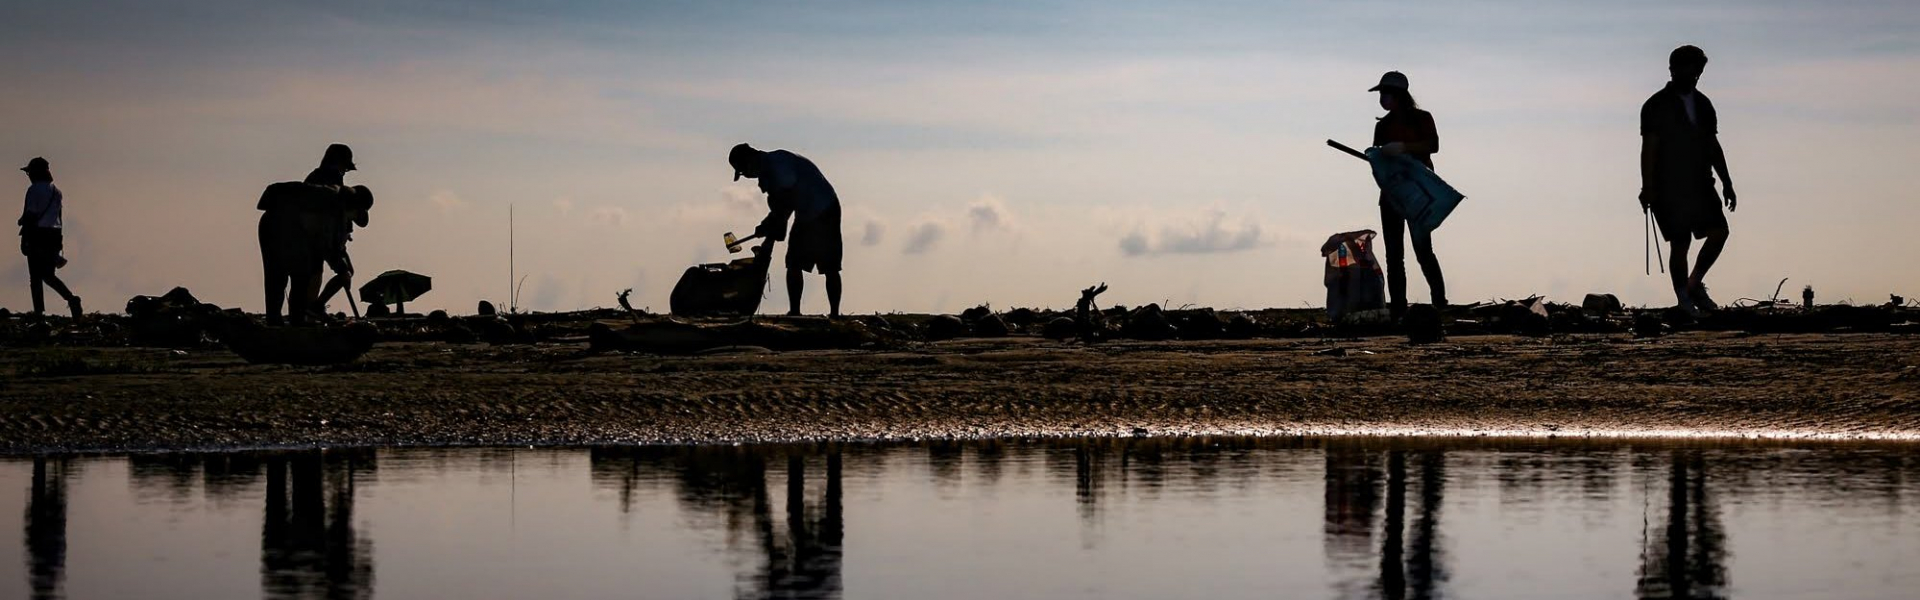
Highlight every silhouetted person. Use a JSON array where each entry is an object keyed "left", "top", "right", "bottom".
[
  {"left": 1641, "top": 46, "right": 1736, "bottom": 317},
  {"left": 730, "top": 143, "right": 844, "bottom": 317},
  {"left": 305, "top": 144, "right": 367, "bottom": 316},
  {"left": 1370, "top": 72, "right": 1446, "bottom": 319},
  {"left": 17, "top": 157, "right": 82, "bottom": 319}
]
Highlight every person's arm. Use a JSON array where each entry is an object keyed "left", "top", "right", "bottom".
[
  {"left": 19, "top": 186, "right": 47, "bottom": 227},
  {"left": 756, "top": 193, "right": 795, "bottom": 242},
  {"left": 1707, "top": 134, "right": 1735, "bottom": 211}
]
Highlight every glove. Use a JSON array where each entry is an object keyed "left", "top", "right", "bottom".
[{"left": 1638, "top": 189, "right": 1654, "bottom": 211}]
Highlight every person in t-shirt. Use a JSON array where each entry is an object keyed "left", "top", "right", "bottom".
[
  {"left": 1640, "top": 45, "right": 1736, "bottom": 317},
  {"left": 304, "top": 143, "right": 368, "bottom": 316},
  {"left": 1369, "top": 71, "right": 1446, "bottom": 319},
  {"left": 16, "top": 157, "right": 81, "bottom": 319},
  {"left": 729, "top": 143, "right": 843, "bottom": 317}
]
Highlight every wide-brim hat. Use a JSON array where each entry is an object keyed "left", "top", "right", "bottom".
[{"left": 1367, "top": 71, "right": 1409, "bottom": 92}]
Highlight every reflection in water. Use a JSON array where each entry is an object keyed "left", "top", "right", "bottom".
[
  {"left": 24, "top": 457, "right": 71, "bottom": 600},
  {"left": 261, "top": 450, "right": 375, "bottom": 600},
  {"left": 1324, "top": 443, "right": 1450, "bottom": 600},
  {"left": 588, "top": 447, "right": 845, "bottom": 599},
  {"left": 1635, "top": 451, "right": 1730, "bottom": 600},
  {"left": 8, "top": 438, "right": 1920, "bottom": 599}
]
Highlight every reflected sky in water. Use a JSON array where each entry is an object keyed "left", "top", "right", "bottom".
[{"left": 2, "top": 438, "right": 1917, "bottom": 599}]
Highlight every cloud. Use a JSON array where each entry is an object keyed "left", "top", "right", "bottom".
[
  {"left": 552, "top": 197, "right": 574, "bottom": 216},
  {"left": 966, "top": 195, "right": 1016, "bottom": 234},
  {"left": 1118, "top": 209, "right": 1266, "bottom": 257},
  {"left": 903, "top": 220, "right": 945, "bottom": 255},
  {"left": 861, "top": 219, "right": 885, "bottom": 246},
  {"left": 669, "top": 184, "right": 764, "bottom": 224},
  {"left": 430, "top": 190, "right": 467, "bottom": 212},
  {"left": 591, "top": 206, "right": 630, "bottom": 227}
]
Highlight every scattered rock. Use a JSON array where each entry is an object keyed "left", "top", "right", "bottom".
[
  {"left": 1043, "top": 317, "right": 1078, "bottom": 340},
  {"left": 959, "top": 305, "right": 993, "bottom": 323},
  {"left": 971, "top": 313, "right": 1011, "bottom": 337},
  {"left": 477, "top": 301, "right": 497, "bottom": 316},
  {"left": 1582, "top": 293, "right": 1624, "bottom": 315},
  {"left": 925, "top": 315, "right": 967, "bottom": 341},
  {"left": 1122, "top": 304, "right": 1177, "bottom": 341}
]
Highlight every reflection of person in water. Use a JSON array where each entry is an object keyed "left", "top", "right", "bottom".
[
  {"left": 1635, "top": 451, "right": 1729, "bottom": 600},
  {"left": 262, "top": 450, "right": 375, "bottom": 600},
  {"left": 1323, "top": 444, "right": 1450, "bottom": 600},
  {"left": 24, "top": 457, "right": 70, "bottom": 600}
]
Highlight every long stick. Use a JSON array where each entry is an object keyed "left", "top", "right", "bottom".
[{"left": 1326, "top": 139, "right": 1370, "bottom": 162}]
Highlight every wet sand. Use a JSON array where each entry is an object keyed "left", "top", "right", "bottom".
[{"left": 3, "top": 332, "right": 1918, "bottom": 452}]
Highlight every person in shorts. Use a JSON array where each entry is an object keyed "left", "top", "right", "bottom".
[
  {"left": 1641, "top": 45, "right": 1737, "bottom": 317},
  {"left": 729, "top": 143, "right": 843, "bottom": 317}
]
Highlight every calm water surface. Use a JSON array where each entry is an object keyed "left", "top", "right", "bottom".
[{"left": 3, "top": 438, "right": 1918, "bottom": 599}]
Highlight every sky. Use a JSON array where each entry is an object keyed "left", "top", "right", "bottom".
[{"left": 2, "top": 0, "right": 1916, "bottom": 316}]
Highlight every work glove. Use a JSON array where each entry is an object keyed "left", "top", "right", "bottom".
[{"left": 1637, "top": 188, "right": 1654, "bottom": 211}]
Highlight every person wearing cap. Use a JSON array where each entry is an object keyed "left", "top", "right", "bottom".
[
  {"left": 729, "top": 143, "right": 843, "bottom": 317},
  {"left": 16, "top": 157, "right": 82, "bottom": 319},
  {"left": 1640, "top": 45, "right": 1736, "bottom": 317},
  {"left": 1369, "top": 70, "right": 1447, "bottom": 319},
  {"left": 304, "top": 143, "right": 370, "bottom": 317}
]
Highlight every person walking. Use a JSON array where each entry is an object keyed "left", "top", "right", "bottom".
[
  {"left": 729, "top": 143, "right": 844, "bottom": 317},
  {"left": 17, "top": 157, "right": 81, "bottom": 319},
  {"left": 1369, "top": 71, "right": 1446, "bottom": 319},
  {"left": 1640, "top": 45, "right": 1736, "bottom": 317}
]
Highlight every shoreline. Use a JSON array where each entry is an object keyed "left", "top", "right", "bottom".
[{"left": 5, "top": 332, "right": 1918, "bottom": 454}]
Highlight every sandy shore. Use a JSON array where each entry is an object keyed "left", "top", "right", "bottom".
[{"left": 3, "top": 331, "right": 1918, "bottom": 453}]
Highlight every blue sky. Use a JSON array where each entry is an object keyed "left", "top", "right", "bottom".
[{"left": 3, "top": 1, "right": 1916, "bottom": 314}]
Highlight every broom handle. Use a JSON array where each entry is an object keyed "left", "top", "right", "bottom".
[{"left": 1326, "top": 140, "right": 1370, "bottom": 162}]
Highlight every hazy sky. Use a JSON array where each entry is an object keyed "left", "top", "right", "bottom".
[{"left": 3, "top": 1, "right": 1915, "bottom": 315}]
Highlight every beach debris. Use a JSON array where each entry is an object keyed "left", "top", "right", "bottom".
[
  {"left": 124, "top": 287, "right": 243, "bottom": 348},
  {"left": 1633, "top": 312, "right": 1666, "bottom": 338},
  {"left": 477, "top": 300, "right": 497, "bottom": 316},
  {"left": 224, "top": 320, "right": 380, "bottom": 365},
  {"left": 1226, "top": 314, "right": 1260, "bottom": 339},
  {"left": 1473, "top": 296, "right": 1551, "bottom": 336},
  {"left": 960, "top": 305, "right": 993, "bottom": 323},
  {"left": 925, "top": 315, "right": 966, "bottom": 341},
  {"left": 616, "top": 289, "right": 646, "bottom": 322},
  {"left": 1043, "top": 317, "right": 1078, "bottom": 340},
  {"left": 1404, "top": 304, "right": 1444, "bottom": 344},
  {"left": 1582, "top": 293, "right": 1624, "bottom": 315},
  {"left": 1075, "top": 283, "right": 1110, "bottom": 341},
  {"left": 1803, "top": 285, "right": 1815, "bottom": 309},
  {"left": 972, "top": 313, "right": 1011, "bottom": 338},
  {"left": 1122, "top": 304, "right": 1177, "bottom": 341},
  {"left": 588, "top": 316, "right": 896, "bottom": 354},
  {"left": 1314, "top": 347, "right": 1347, "bottom": 357}
]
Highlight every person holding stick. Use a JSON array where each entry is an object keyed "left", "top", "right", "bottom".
[
  {"left": 1369, "top": 71, "right": 1447, "bottom": 320},
  {"left": 727, "top": 143, "right": 843, "bottom": 318},
  {"left": 1640, "top": 45, "right": 1736, "bottom": 317}
]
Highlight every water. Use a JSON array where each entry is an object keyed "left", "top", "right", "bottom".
[{"left": 2, "top": 438, "right": 1918, "bottom": 599}]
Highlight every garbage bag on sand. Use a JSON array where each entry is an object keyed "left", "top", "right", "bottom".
[{"left": 1320, "top": 230, "right": 1385, "bottom": 319}]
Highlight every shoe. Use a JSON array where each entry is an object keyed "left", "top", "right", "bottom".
[
  {"left": 1690, "top": 284, "right": 1717, "bottom": 312},
  {"left": 67, "top": 297, "right": 83, "bottom": 320},
  {"left": 1675, "top": 290, "right": 1705, "bottom": 319}
]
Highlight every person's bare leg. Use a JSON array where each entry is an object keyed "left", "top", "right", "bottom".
[
  {"left": 825, "top": 272, "right": 842, "bottom": 318},
  {"left": 786, "top": 268, "right": 804, "bottom": 316},
  {"left": 264, "top": 266, "right": 286, "bottom": 326},
  {"left": 1667, "top": 236, "right": 1693, "bottom": 305},
  {"left": 1689, "top": 229, "right": 1728, "bottom": 289}
]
